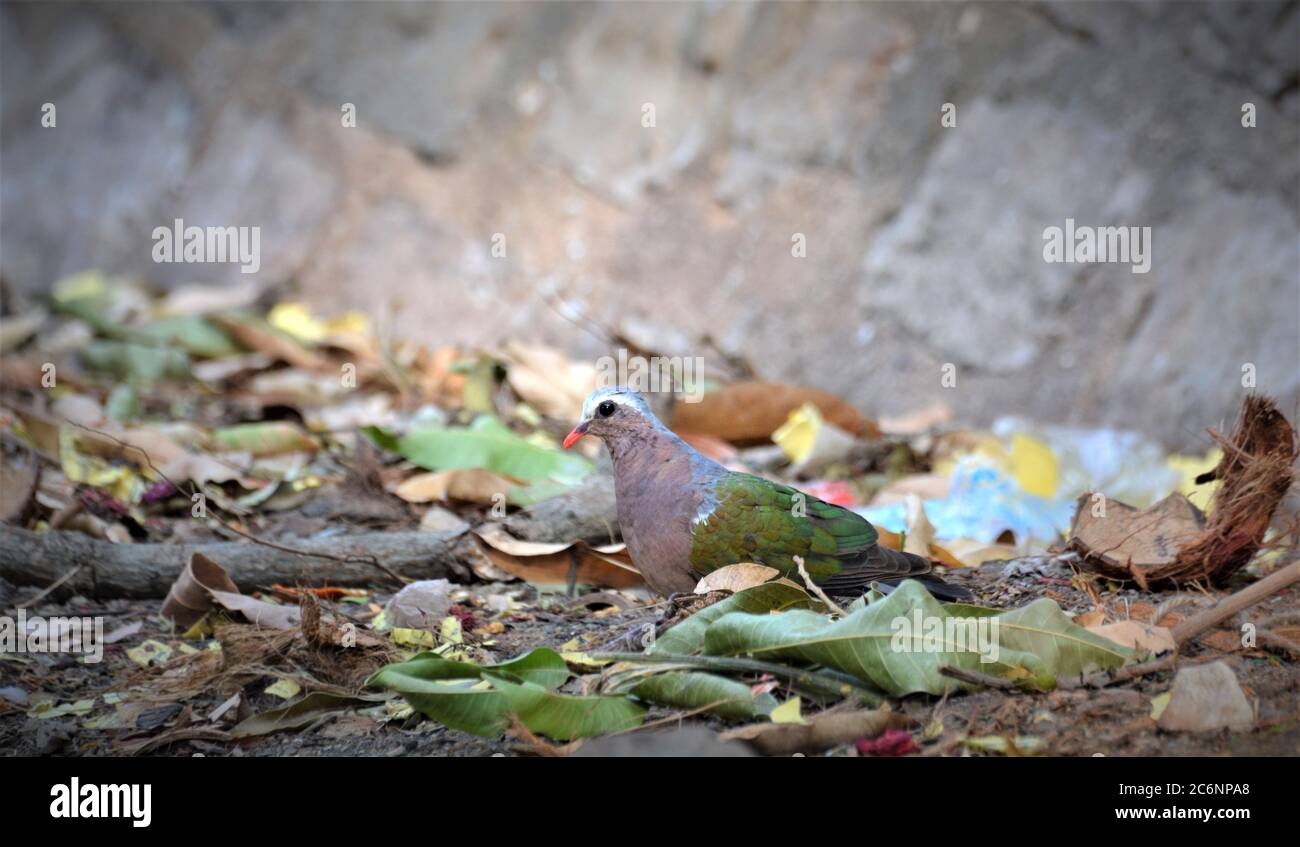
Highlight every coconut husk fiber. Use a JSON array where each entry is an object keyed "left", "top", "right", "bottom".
[{"left": 1070, "top": 394, "right": 1296, "bottom": 588}]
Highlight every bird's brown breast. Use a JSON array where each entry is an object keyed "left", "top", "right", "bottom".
[{"left": 613, "top": 446, "right": 702, "bottom": 596}]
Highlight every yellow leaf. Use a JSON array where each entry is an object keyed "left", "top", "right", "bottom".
[
  {"left": 395, "top": 469, "right": 516, "bottom": 504},
  {"left": 769, "top": 696, "right": 806, "bottom": 725},
  {"left": 439, "top": 616, "right": 463, "bottom": 645},
  {"left": 391, "top": 628, "right": 436, "bottom": 648},
  {"left": 60, "top": 427, "right": 144, "bottom": 504},
  {"left": 561, "top": 651, "right": 610, "bottom": 672},
  {"left": 267, "top": 302, "right": 328, "bottom": 343},
  {"left": 181, "top": 615, "right": 213, "bottom": 640},
  {"left": 265, "top": 678, "right": 302, "bottom": 700},
  {"left": 1149, "top": 692, "right": 1171, "bottom": 721}
]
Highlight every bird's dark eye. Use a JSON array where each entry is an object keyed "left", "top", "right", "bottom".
[{"left": 597, "top": 400, "right": 617, "bottom": 418}]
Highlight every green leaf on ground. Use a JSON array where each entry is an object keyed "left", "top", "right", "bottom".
[
  {"left": 391, "top": 416, "right": 590, "bottom": 485},
  {"left": 137, "top": 316, "right": 241, "bottom": 359},
  {"left": 365, "top": 647, "right": 572, "bottom": 737},
  {"left": 488, "top": 677, "right": 645, "bottom": 738},
  {"left": 79, "top": 340, "right": 190, "bottom": 385},
  {"left": 648, "top": 581, "right": 819, "bottom": 656},
  {"left": 623, "top": 670, "right": 776, "bottom": 722},
  {"left": 703, "top": 580, "right": 1129, "bottom": 696},
  {"left": 210, "top": 422, "right": 318, "bottom": 455}
]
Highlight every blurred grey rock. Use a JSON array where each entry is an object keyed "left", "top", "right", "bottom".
[
  {"left": 385, "top": 578, "right": 454, "bottom": 630},
  {"left": 1157, "top": 660, "right": 1255, "bottom": 733},
  {"left": 1, "top": 1, "right": 1295, "bottom": 449}
]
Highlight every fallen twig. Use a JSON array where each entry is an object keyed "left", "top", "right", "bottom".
[
  {"left": 0, "top": 525, "right": 474, "bottom": 599},
  {"left": 794, "top": 555, "right": 846, "bottom": 617},
  {"left": 17, "top": 564, "right": 85, "bottom": 609},
  {"left": 1170, "top": 559, "right": 1300, "bottom": 645}
]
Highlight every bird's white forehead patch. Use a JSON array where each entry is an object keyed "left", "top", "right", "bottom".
[{"left": 581, "top": 389, "right": 647, "bottom": 419}]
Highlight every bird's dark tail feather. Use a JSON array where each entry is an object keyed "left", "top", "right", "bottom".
[
  {"left": 877, "top": 576, "right": 973, "bottom": 602},
  {"left": 874, "top": 545, "right": 973, "bottom": 601}
]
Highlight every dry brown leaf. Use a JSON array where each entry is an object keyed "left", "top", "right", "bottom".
[
  {"left": 1072, "top": 609, "right": 1106, "bottom": 628},
  {"left": 902, "top": 495, "right": 935, "bottom": 558},
  {"left": 694, "top": 563, "right": 780, "bottom": 594},
  {"left": 0, "top": 448, "right": 39, "bottom": 523},
  {"left": 670, "top": 381, "right": 878, "bottom": 443},
  {"left": 75, "top": 426, "right": 242, "bottom": 487},
  {"left": 1201, "top": 630, "right": 1247, "bottom": 653},
  {"left": 394, "top": 469, "right": 518, "bottom": 505},
  {"left": 161, "top": 552, "right": 300, "bottom": 630},
  {"left": 877, "top": 401, "right": 954, "bottom": 436},
  {"left": 473, "top": 524, "right": 642, "bottom": 588},
  {"left": 1087, "top": 620, "right": 1177, "bottom": 655},
  {"left": 409, "top": 345, "right": 466, "bottom": 409},
  {"left": 476, "top": 522, "right": 625, "bottom": 557},
  {"left": 498, "top": 341, "right": 598, "bottom": 420},
  {"left": 212, "top": 314, "right": 330, "bottom": 372},
  {"left": 207, "top": 589, "right": 301, "bottom": 630},
  {"left": 720, "top": 708, "right": 911, "bottom": 756},
  {"left": 161, "top": 552, "right": 241, "bottom": 629}
]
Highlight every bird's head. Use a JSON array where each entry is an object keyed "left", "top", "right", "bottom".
[{"left": 563, "top": 386, "right": 659, "bottom": 449}]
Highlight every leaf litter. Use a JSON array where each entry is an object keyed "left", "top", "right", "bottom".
[{"left": 0, "top": 282, "right": 1297, "bottom": 756}]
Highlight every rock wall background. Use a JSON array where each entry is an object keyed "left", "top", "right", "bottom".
[{"left": 2, "top": 1, "right": 1297, "bottom": 449}]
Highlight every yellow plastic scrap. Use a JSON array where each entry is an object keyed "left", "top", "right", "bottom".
[
  {"left": 772, "top": 402, "right": 822, "bottom": 464},
  {"left": 1008, "top": 433, "right": 1059, "bottom": 499}
]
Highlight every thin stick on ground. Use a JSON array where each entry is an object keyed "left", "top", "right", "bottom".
[
  {"left": 793, "top": 555, "right": 846, "bottom": 617},
  {"left": 17, "top": 564, "right": 85, "bottom": 609},
  {"left": 1170, "top": 559, "right": 1300, "bottom": 645}
]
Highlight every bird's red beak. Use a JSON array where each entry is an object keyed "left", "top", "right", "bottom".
[{"left": 562, "top": 421, "right": 589, "bottom": 450}]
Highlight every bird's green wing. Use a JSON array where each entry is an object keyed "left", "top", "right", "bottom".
[{"left": 688, "top": 472, "right": 879, "bottom": 583}]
